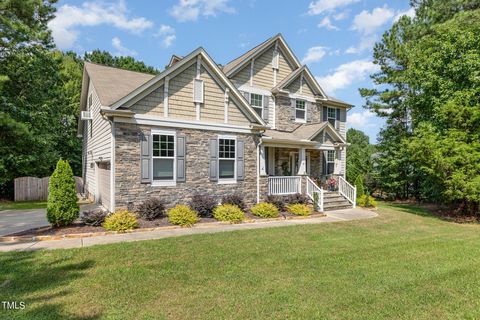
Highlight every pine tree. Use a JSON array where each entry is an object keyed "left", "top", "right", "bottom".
[
  {"left": 47, "top": 160, "right": 79, "bottom": 226},
  {"left": 355, "top": 175, "right": 365, "bottom": 198}
]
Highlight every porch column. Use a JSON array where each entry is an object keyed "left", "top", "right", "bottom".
[
  {"left": 298, "top": 147, "right": 306, "bottom": 175},
  {"left": 259, "top": 145, "right": 267, "bottom": 176}
]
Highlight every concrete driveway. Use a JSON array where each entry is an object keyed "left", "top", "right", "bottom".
[{"left": 0, "top": 209, "right": 49, "bottom": 236}]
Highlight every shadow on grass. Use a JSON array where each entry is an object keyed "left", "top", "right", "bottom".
[{"left": 0, "top": 252, "right": 100, "bottom": 319}]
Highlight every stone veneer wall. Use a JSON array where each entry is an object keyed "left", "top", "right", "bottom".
[
  {"left": 275, "top": 95, "right": 322, "bottom": 132},
  {"left": 114, "top": 122, "right": 260, "bottom": 210}
]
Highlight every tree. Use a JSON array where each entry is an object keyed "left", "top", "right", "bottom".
[
  {"left": 360, "top": 1, "right": 480, "bottom": 212},
  {"left": 354, "top": 175, "right": 365, "bottom": 198},
  {"left": 84, "top": 50, "right": 160, "bottom": 74},
  {"left": 346, "top": 128, "right": 374, "bottom": 184},
  {"left": 47, "top": 159, "right": 79, "bottom": 226}
]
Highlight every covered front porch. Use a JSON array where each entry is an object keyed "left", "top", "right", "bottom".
[{"left": 257, "top": 122, "right": 356, "bottom": 210}]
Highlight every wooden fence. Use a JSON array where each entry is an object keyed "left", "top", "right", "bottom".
[{"left": 14, "top": 176, "right": 83, "bottom": 201}]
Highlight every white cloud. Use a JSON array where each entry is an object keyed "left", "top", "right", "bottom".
[
  {"left": 302, "top": 46, "right": 328, "bottom": 64},
  {"left": 347, "top": 110, "right": 376, "bottom": 128},
  {"left": 333, "top": 10, "right": 349, "bottom": 20},
  {"left": 308, "top": 0, "right": 359, "bottom": 15},
  {"left": 49, "top": 0, "right": 153, "bottom": 49},
  {"left": 351, "top": 5, "right": 394, "bottom": 35},
  {"left": 154, "top": 24, "right": 176, "bottom": 48},
  {"left": 315, "top": 59, "right": 379, "bottom": 94},
  {"left": 345, "top": 36, "right": 376, "bottom": 54},
  {"left": 317, "top": 17, "right": 339, "bottom": 30},
  {"left": 112, "top": 37, "right": 137, "bottom": 56},
  {"left": 170, "top": 0, "right": 235, "bottom": 22},
  {"left": 394, "top": 7, "right": 415, "bottom": 22}
]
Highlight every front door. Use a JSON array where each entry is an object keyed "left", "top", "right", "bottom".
[{"left": 289, "top": 152, "right": 310, "bottom": 175}]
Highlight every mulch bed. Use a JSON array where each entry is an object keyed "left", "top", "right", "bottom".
[
  {"left": 6, "top": 209, "right": 325, "bottom": 238},
  {"left": 390, "top": 201, "right": 480, "bottom": 224}
]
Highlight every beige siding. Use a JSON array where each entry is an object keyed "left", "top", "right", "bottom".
[
  {"left": 277, "top": 48, "right": 295, "bottom": 84},
  {"left": 230, "top": 64, "right": 250, "bottom": 87},
  {"left": 83, "top": 80, "right": 112, "bottom": 199},
  {"left": 200, "top": 65, "right": 226, "bottom": 123},
  {"left": 286, "top": 76, "right": 315, "bottom": 97},
  {"left": 130, "top": 86, "right": 164, "bottom": 116},
  {"left": 228, "top": 98, "right": 251, "bottom": 126},
  {"left": 97, "top": 162, "right": 111, "bottom": 210},
  {"left": 169, "top": 62, "right": 197, "bottom": 121},
  {"left": 252, "top": 46, "right": 274, "bottom": 89}
]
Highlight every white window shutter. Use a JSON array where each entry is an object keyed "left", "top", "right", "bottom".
[{"left": 193, "top": 79, "right": 204, "bottom": 103}]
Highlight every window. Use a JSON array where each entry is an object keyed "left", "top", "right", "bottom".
[
  {"left": 152, "top": 134, "right": 175, "bottom": 181},
  {"left": 295, "top": 100, "right": 306, "bottom": 122},
  {"left": 328, "top": 107, "right": 336, "bottom": 127},
  {"left": 250, "top": 93, "right": 263, "bottom": 118},
  {"left": 218, "top": 138, "right": 235, "bottom": 180},
  {"left": 326, "top": 150, "right": 335, "bottom": 175}
]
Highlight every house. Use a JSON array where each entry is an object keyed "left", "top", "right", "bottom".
[{"left": 78, "top": 34, "right": 356, "bottom": 213}]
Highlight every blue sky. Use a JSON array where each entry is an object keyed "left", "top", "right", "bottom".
[{"left": 49, "top": 0, "right": 415, "bottom": 143}]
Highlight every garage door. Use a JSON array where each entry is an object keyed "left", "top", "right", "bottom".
[{"left": 97, "top": 162, "right": 111, "bottom": 211}]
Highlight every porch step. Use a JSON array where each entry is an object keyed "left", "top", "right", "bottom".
[{"left": 322, "top": 191, "right": 353, "bottom": 211}]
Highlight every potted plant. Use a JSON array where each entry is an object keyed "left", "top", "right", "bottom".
[{"left": 326, "top": 177, "right": 337, "bottom": 191}]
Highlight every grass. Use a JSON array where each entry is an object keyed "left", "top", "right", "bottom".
[
  {"left": 1, "top": 202, "right": 480, "bottom": 319},
  {"left": 0, "top": 201, "right": 47, "bottom": 211}
]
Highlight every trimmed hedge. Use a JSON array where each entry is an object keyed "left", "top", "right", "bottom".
[
  {"left": 250, "top": 202, "right": 279, "bottom": 218},
  {"left": 221, "top": 193, "right": 246, "bottom": 211},
  {"left": 357, "top": 192, "right": 377, "bottom": 208},
  {"left": 47, "top": 159, "right": 79, "bottom": 227},
  {"left": 286, "top": 203, "right": 311, "bottom": 216},
  {"left": 213, "top": 204, "right": 244, "bottom": 223},
  {"left": 103, "top": 210, "right": 138, "bottom": 232},
  {"left": 167, "top": 205, "right": 199, "bottom": 227}
]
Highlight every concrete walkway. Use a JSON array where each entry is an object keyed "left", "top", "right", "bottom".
[
  {"left": 0, "top": 208, "right": 377, "bottom": 252},
  {"left": 0, "top": 209, "right": 49, "bottom": 236}
]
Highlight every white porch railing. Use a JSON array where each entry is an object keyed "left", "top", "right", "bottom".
[
  {"left": 306, "top": 176, "right": 323, "bottom": 212},
  {"left": 338, "top": 176, "right": 356, "bottom": 208},
  {"left": 268, "top": 176, "right": 301, "bottom": 195}
]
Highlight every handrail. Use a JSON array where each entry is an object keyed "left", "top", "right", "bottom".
[
  {"left": 306, "top": 176, "right": 323, "bottom": 212},
  {"left": 338, "top": 176, "right": 356, "bottom": 208}
]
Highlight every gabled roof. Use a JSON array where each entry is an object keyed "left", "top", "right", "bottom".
[
  {"left": 223, "top": 33, "right": 302, "bottom": 76},
  {"left": 272, "top": 65, "right": 327, "bottom": 99},
  {"left": 109, "top": 47, "right": 266, "bottom": 126},
  {"left": 263, "top": 122, "right": 346, "bottom": 145},
  {"left": 83, "top": 62, "right": 155, "bottom": 106}
]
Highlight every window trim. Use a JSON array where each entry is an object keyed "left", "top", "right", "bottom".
[
  {"left": 217, "top": 135, "right": 237, "bottom": 184},
  {"left": 327, "top": 107, "right": 337, "bottom": 127},
  {"left": 326, "top": 150, "right": 335, "bottom": 175},
  {"left": 151, "top": 129, "right": 176, "bottom": 187},
  {"left": 295, "top": 99, "right": 307, "bottom": 123},
  {"left": 250, "top": 93, "right": 264, "bottom": 119}
]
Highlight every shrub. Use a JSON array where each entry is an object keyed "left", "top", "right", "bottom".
[
  {"left": 189, "top": 194, "right": 217, "bottom": 218},
  {"left": 265, "top": 195, "right": 287, "bottom": 211},
  {"left": 81, "top": 210, "right": 107, "bottom": 226},
  {"left": 286, "top": 193, "right": 309, "bottom": 205},
  {"left": 167, "top": 205, "right": 199, "bottom": 227},
  {"left": 213, "top": 204, "right": 244, "bottom": 223},
  {"left": 136, "top": 197, "right": 166, "bottom": 220},
  {"left": 103, "top": 210, "right": 138, "bottom": 232},
  {"left": 250, "top": 202, "right": 279, "bottom": 218},
  {"left": 313, "top": 192, "right": 320, "bottom": 212},
  {"left": 357, "top": 192, "right": 377, "bottom": 208},
  {"left": 47, "top": 159, "right": 79, "bottom": 227},
  {"left": 286, "top": 203, "right": 312, "bottom": 216},
  {"left": 221, "top": 193, "right": 246, "bottom": 211},
  {"left": 355, "top": 175, "right": 365, "bottom": 198}
]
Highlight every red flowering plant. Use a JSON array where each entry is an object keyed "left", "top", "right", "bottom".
[{"left": 326, "top": 177, "right": 337, "bottom": 191}]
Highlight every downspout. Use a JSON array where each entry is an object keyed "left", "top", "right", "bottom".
[{"left": 109, "top": 118, "right": 115, "bottom": 213}]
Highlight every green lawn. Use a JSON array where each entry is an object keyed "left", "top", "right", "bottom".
[
  {"left": 1, "top": 203, "right": 480, "bottom": 319},
  {"left": 0, "top": 201, "right": 47, "bottom": 211}
]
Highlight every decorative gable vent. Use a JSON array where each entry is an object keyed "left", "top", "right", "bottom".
[
  {"left": 193, "top": 79, "right": 204, "bottom": 103},
  {"left": 272, "top": 50, "right": 279, "bottom": 69},
  {"left": 81, "top": 111, "right": 92, "bottom": 120}
]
